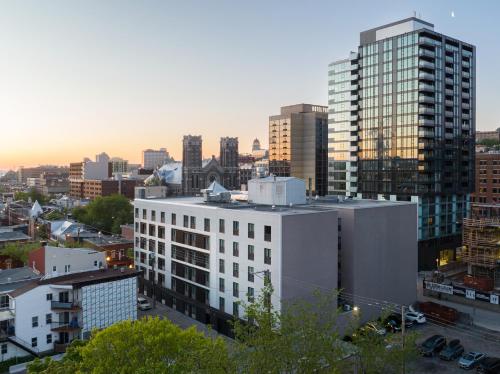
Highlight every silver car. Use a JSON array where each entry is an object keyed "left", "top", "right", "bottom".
[{"left": 458, "top": 352, "right": 485, "bottom": 370}]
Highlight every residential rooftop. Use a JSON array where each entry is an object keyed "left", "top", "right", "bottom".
[
  {"left": 0, "top": 231, "right": 31, "bottom": 243},
  {"left": 0, "top": 267, "right": 41, "bottom": 293}
]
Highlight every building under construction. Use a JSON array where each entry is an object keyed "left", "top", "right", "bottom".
[{"left": 461, "top": 218, "right": 500, "bottom": 290}]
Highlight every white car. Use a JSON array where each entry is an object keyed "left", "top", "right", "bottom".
[
  {"left": 137, "top": 297, "right": 152, "bottom": 311},
  {"left": 405, "top": 311, "right": 426, "bottom": 324}
]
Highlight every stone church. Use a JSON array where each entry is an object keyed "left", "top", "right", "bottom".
[{"left": 182, "top": 135, "right": 239, "bottom": 195}]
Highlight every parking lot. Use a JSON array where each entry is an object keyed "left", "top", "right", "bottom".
[{"left": 410, "top": 321, "right": 500, "bottom": 373}]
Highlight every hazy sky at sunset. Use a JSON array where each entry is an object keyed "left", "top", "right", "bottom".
[{"left": 1, "top": 0, "right": 499, "bottom": 170}]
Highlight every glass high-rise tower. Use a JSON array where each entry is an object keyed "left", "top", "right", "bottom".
[{"left": 328, "top": 18, "right": 475, "bottom": 269}]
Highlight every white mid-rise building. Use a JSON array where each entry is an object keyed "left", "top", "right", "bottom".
[
  {"left": 133, "top": 178, "right": 418, "bottom": 335},
  {"left": 142, "top": 148, "right": 171, "bottom": 170}
]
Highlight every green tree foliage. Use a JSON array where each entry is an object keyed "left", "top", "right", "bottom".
[
  {"left": 0, "top": 242, "right": 41, "bottom": 263},
  {"left": 72, "top": 194, "right": 133, "bottom": 234},
  {"left": 14, "top": 188, "right": 48, "bottom": 205},
  {"left": 27, "top": 318, "right": 231, "bottom": 374},
  {"left": 44, "top": 210, "right": 65, "bottom": 221},
  {"left": 478, "top": 138, "right": 500, "bottom": 147}
]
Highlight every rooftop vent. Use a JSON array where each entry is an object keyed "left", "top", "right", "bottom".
[{"left": 202, "top": 181, "right": 231, "bottom": 203}]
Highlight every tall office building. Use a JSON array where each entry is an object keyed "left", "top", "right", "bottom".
[
  {"left": 328, "top": 17, "right": 475, "bottom": 269},
  {"left": 269, "top": 104, "right": 328, "bottom": 196},
  {"left": 142, "top": 148, "right": 171, "bottom": 170}
]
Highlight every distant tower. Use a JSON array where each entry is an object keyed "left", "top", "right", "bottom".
[
  {"left": 220, "top": 137, "right": 240, "bottom": 190},
  {"left": 182, "top": 135, "right": 203, "bottom": 194},
  {"left": 252, "top": 138, "right": 261, "bottom": 152}
]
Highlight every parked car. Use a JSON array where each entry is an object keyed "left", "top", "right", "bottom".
[
  {"left": 439, "top": 339, "right": 464, "bottom": 361},
  {"left": 382, "top": 314, "right": 413, "bottom": 333},
  {"left": 405, "top": 311, "right": 427, "bottom": 324},
  {"left": 137, "top": 297, "right": 152, "bottom": 311},
  {"left": 477, "top": 357, "right": 500, "bottom": 373},
  {"left": 458, "top": 352, "right": 485, "bottom": 370},
  {"left": 420, "top": 335, "right": 446, "bottom": 356},
  {"left": 363, "top": 322, "right": 387, "bottom": 336}
]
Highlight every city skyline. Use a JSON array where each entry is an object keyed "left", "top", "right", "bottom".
[{"left": 1, "top": 0, "right": 499, "bottom": 170}]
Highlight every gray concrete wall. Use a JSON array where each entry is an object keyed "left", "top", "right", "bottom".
[
  {"left": 339, "top": 203, "right": 418, "bottom": 321},
  {"left": 281, "top": 210, "right": 338, "bottom": 304}
]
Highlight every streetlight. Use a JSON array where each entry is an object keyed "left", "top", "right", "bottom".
[
  {"left": 435, "top": 257, "right": 440, "bottom": 270},
  {"left": 353, "top": 306, "right": 359, "bottom": 312}
]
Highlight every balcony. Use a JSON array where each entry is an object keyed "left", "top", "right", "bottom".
[
  {"left": 349, "top": 165, "right": 358, "bottom": 172},
  {"left": 350, "top": 135, "right": 358, "bottom": 142},
  {"left": 350, "top": 115, "right": 358, "bottom": 121},
  {"left": 463, "top": 113, "right": 470, "bottom": 120},
  {"left": 419, "top": 107, "right": 434, "bottom": 115},
  {"left": 350, "top": 94, "right": 358, "bottom": 101},
  {"left": 462, "top": 60, "right": 470, "bottom": 68},
  {"left": 350, "top": 176, "right": 358, "bottom": 183},
  {"left": 444, "top": 133, "right": 454, "bottom": 140},
  {"left": 462, "top": 102, "right": 470, "bottom": 110},
  {"left": 462, "top": 92, "right": 470, "bottom": 99},
  {"left": 418, "top": 141, "right": 433, "bottom": 150},
  {"left": 445, "top": 77, "right": 454, "bottom": 85},
  {"left": 445, "top": 66, "right": 454, "bottom": 74},
  {"left": 51, "top": 301, "right": 81, "bottom": 312},
  {"left": 350, "top": 84, "right": 358, "bottom": 91},
  {"left": 419, "top": 129, "right": 434, "bottom": 138},
  {"left": 349, "top": 156, "right": 357, "bottom": 162},
  {"left": 350, "top": 145, "right": 358, "bottom": 152},
  {"left": 419, "top": 36, "right": 438, "bottom": 46},
  {"left": 462, "top": 81, "right": 470, "bottom": 89},
  {"left": 419, "top": 118, "right": 434, "bottom": 127},
  {"left": 445, "top": 56, "right": 454, "bottom": 63},
  {"left": 419, "top": 49, "right": 435, "bottom": 58},
  {"left": 444, "top": 121, "right": 454, "bottom": 129},
  {"left": 462, "top": 124, "right": 470, "bottom": 130},
  {"left": 350, "top": 63, "right": 359, "bottom": 71},
  {"left": 419, "top": 83, "right": 434, "bottom": 92},
  {"left": 419, "top": 95, "right": 434, "bottom": 104},
  {"left": 445, "top": 88, "right": 454, "bottom": 96},
  {"left": 419, "top": 72, "right": 434, "bottom": 81},
  {"left": 50, "top": 321, "right": 82, "bottom": 333},
  {"left": 350, "top": 125, "right": 358, "bottom": 132},
  {"left": 351, "top": 74, "right": 359, "bottom": 81},
  {"left": 350, "top": 104, "right": 358, "bottom": 111},
  {"left": 463, "top": 71, "right": 470, "bottom": 79},
  {"left": 419, "top": 60, "right": 435, "bottom": 69}
]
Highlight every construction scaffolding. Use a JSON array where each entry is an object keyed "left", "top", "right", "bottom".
[{"left": 461, "top": 217, "right": 500, "bottom": 289}]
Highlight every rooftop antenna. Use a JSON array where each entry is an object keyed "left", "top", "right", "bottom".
[{"left": 413, "top": 10, "right": 416, "bottom": 17}]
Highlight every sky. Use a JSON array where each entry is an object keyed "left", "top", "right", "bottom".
[{"left": 0, "top": 0, "right": 499, "bottom": 170}]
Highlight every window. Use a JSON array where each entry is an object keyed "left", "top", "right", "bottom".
[
  {"left": 248, "top": 223, "right": 255, "bottom": 239},
  {"left": 264, "top": 226, "right": 272, "bottom": 242},
  {"left": 183, "top": 215, "right": 188, "bottom": 228},
  {"left": 233, "top": 242, "right": 239, "bottom": 257},
  {"left": 31, "top": 337, "right": 37, "bottom": 348},
  {"left": 264, "top": 248, "right": 272, "bottom": 265},
  {"left": 248, "top": 266, "right": 254, "bottom": 282},
  {"left": 219, "top": 259, "right": 225, "bottom": 274},
  {"left": 190, "top": 216, "right": 196, "bottom": 229},
  {"left": 46, "top": 334, "right": 52, "bottom": 344},
  {"left": 94, "top": 260, "right": 98, "bottom": 267},
  {"left": 151, "top": 210, "right": 156, "bottom": 221},
  {"left": 135, "top": 208, "right": 139, "bottom": 218},
  {"left": 52, "top": 266, "right": 57, "bottom": 272},
  {"left": 204, "top": 218, "right": 210, "bottom": 232},
  {"left": 248, "top": 287, "right": 254, "bottom": 302},
  {"left": 219, "top": 219, "right": 225, "bottom": 233},
  {"left": 219, "top": 239, "right": 225, "bottom": 253},
  {"left": 160, "top": 212, "right": 165, "bottom": 223},
  {"left": 233, "top": 221, "right": 239, "bottom": 236},
  {"left": 219, "top": 297, "right": 225, "bottom": 312},
  {"left": 233, "top": 302, "right": 239, "bottom": 317},
  {"left": 142, "top": 209, "right": 146, "bottom": 219},
  {"left": 248, "top": 245, "right": 254, "bottom": 261},
  {"left": 46, "top": 313, "right": 52, "bottom": 324},
  {"left": 171, "top": 213, "right": 176, "bottom": 225},
  {"left": 32, "top": 316, "right": 38, "bottom": 328},
  {"left": 64, "top": 265, "right": 71, "bottom": 273},
  {"left": 1, "top": 344, "right": 6, "bottom": 354},
  {"left": 219, "top": 278, "right": 225, "bottom": 292},
  {"left": 0, "top": 295, "right": 8, "bottom": 309},
  {"left": 233, "top": 263, "right": 239, "bottom": 278},
  {"left": 46, "top": 293, "right": 52, "bottom": 301},
  {"left": 158, "top": 226, "right": 165, "bottom": 239},
  {"left": 233, "top": 282, "right": 239, "bottom": 297}
]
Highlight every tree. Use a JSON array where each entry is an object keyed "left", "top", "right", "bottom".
[
  {"left": 72, "top": 194, "right": 133, "bottom": 234},
  {"left": 0, "top": 242, "right": 41, "bottom": 264},
  {"left": 232, "top": 282, "right": 352, "bottom": 374},
  {"left": 15, "top": 188, "right": 49, "bottom": 205},
  {"left": 27, "top": 317, "right": 231, "bottom": 374}
]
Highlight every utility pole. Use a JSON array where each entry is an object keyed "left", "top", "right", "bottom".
[{"left": 401, "top": 305, "right": 406, "bottom": 374}]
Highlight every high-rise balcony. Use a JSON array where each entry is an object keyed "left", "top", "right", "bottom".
[
  {"left": 418, "top": 141, "right": 434, "bottom": 150},
  {"left": 419, "top": 83, "right": 435, "bottom": 92},
  {"left": 462, "top": 60, "right": 470, "bottom": 68},
  {"left": 350, "top": 135, "right": 358, "bottom": 142},
  {"left": 350, "top": 104, "right": 358, "bottom": 111},
  {"left": 419, "top": 95, "right": 435, "bottom": 104},
  {"left": 444, "top": 121, "right": 454, "bottom": 129},
  {"left": 419, "top": 72, "right": 435, "bottom": 81},
  {"left": 350, "top": 145, "right": 358, "bottom": 152},
  {"left": 419, "top": 36, "right": 438, "bottom": 46},
  {"left": 445, "top": 99, "right": 454, "bottom": 107},
  {"left": 462, "top": 92, "right": 470, "bottom": 99},
  {"left": 419, "top": 49, "right": 435, "bottom": 58},
  {"left": 350, "top": 95, "right": 358, "bottom": 101},
  {"left": 445, "top": 110, "right": 454, "bottom": 117},
  {"left": 419, "top": 60, "right": 435, "bottom": 69},
  {"left": 350, "top": 84, "right": 359, "bottom": 90},
  {"left": 51, "top": 301, "right": 81, "bottom": 312},
  {"left": 349, "top": 165, "right": 358, "bottom": 172},
  {"left": 350, "top": 63, "right": 359, "bottom": 71},
  {"left": 350, "top": 115, "right": 358, "bottom": 121},
  {"left": 419, "top": 107, "right": 434, "bottom": 115},
  {"left": 444, "top": 133, "right": 454, "bottom": 140},
  {"left": 349, "top": 156, "right": 357, "bottom": 162},
  {"left": 350, "top": 176, "right": 358, "bottom": 183},
  {"left": 445, "top": 88, "right": 454, "bottom": 96},
  {"left": 350, "top": 186, "right": 358, "bottom": 193},
  {"left": 462, "top": 113, "right": 470, "bottom": 119},
  {"left": 463, "top": 71, "right": 470, "bottom": 78},
  {"left": 445, "top": 66, "right": 454, "bottom": 74},
  {"left": 419, "top": 118, "right": 434, "bottom": 127},
  {"left": 445, "top": 56, "right": 454, "bottom": 63},
  {"left": 462, "top": 124, "right": 470, "bottom": 130},
  {"left": 419, "top": 129, "right": 435, "bottom": 138},
  {"left": 351, "top": 74, "right": 359, "bottom": 81},
  {"left": 445, "top": 77, "right": 454, "bottom": 85},
  {"left": 462, "top": 81, "right": 470, "bottom": 89},
  {"left": 462, "top": 102, "right": 470, "bottom": 110},
  {"left": 350, "top": 125, "right": 358, "bottom": 132}
]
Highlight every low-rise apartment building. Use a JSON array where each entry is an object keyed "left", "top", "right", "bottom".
[{"left": 133, "top": 177, "right": 417, "bottom": 334}]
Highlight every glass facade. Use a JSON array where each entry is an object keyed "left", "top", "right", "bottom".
[{"left": 328, "top": 19, "right": 475, "bottom": 268}]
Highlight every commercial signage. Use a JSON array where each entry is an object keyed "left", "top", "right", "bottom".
[{"left": 424, "top": 281, "right": 500, "bottom": 306}]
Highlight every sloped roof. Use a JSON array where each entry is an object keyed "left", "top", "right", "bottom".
[
  {"left": 205, "top": 181, "right": 228, "bottom": 194},
  {"left": 30, "top": 201, "right": 43, "bottom": 218}
]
